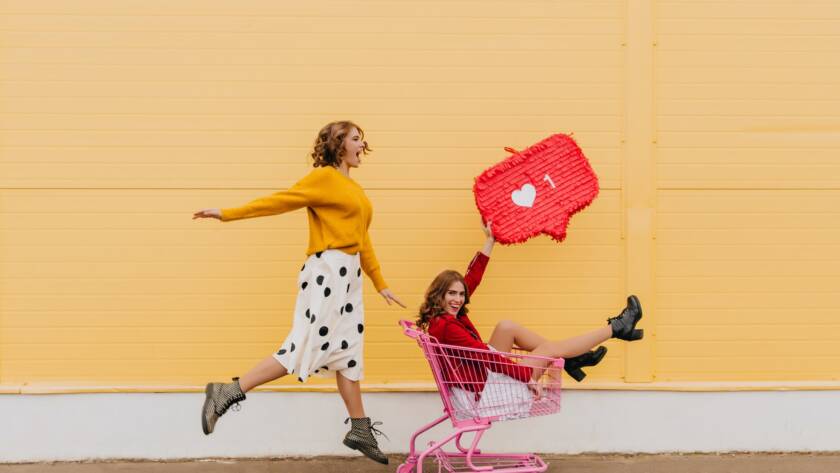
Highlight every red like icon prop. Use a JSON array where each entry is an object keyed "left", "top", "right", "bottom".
[{"left": 473, "top": 134, "right": 599, "bottom": 245}]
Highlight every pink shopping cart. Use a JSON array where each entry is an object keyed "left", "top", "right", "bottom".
[{"left": 398, "top": 320, "right": 565, "bottom": 473}]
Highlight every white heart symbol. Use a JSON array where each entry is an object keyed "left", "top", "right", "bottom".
[{"left": 511, "top": 183, "right": 536, "bottom": 208}]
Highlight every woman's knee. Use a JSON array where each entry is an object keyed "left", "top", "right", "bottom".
[{"left": 495, "top": 319, "right": 520, "bottom": 333}]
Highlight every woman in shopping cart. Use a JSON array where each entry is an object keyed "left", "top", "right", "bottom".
[
  {"left": 192, "top": 121, "right": 404, "bottom": 465},
  {"left": 416, "top": 221, "right": 643, "bottom": 391}
]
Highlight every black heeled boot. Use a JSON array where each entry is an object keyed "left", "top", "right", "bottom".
[
  {"left": 608, "top": 295, "right": 644, "bottom": 341},
  {"left": 564, "top": 346, "right": 608, "bottom": 382}
]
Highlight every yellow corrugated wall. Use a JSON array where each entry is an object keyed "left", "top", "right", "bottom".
[
  {"left": 0, "top": 1, "right": 837, "bottom": 390},
  {"left": 655, "top": 1, "right": 840, "bottom": 381}
]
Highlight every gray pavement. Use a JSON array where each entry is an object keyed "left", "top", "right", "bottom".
[{"left": 2, "top": 454, "right": 840, "bottom": 473}]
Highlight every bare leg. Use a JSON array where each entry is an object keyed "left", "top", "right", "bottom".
[
  {"left": 336, "top": 371, "right": 366, "bottom": 418},
  {"left": 487, "top": 320, "right": 548, "bottom": 352},
  {"left": 487, "top": 320, "right": 612, "bottom": 381},
  {"left": 527, "top": 326, "right": 612, "bottom": 381},
  {"left": 488, "top": 320, "right": 610, "bottom": 359},
  {"left": 238, "top": 356, "right": 288, "bottom": 392},
  {"left": 530, "top": 326, "right": 612, "bottom": 359}
]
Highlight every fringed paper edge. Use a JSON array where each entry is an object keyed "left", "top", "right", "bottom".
[{"left": 472, "top": 133, "right": 600, "bottom": 246}]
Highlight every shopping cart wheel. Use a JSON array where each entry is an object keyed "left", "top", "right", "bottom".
[{"left": 396, "top": 463, "right": 415, "bottom": 473}]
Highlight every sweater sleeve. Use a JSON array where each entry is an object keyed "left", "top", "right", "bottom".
[
  {"left": 463, "top": 252, "right": 489, "bottom": 296},
  {"left": 220, "top": 168, "right": 327, "bottom": 222},
  {"left": 359, "top": 230, "right": 387, "bottom": 292},
  {"left": 442, "top": 319, "right": 533, "bottom": 383},
  {"left": 441, "top": 318, "right": 490, "bottom": 351}
]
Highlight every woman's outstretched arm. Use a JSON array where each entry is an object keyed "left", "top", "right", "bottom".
[
  {"left": 193, "top": 168, "right": 328, "bottom": 222},
  {"left": 464, "top": 221, "right": 495, "bottom": 295}
]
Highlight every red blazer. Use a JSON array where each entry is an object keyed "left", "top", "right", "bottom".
[{"left": 427, "top": 252, "right": 533, "bottom": 392}]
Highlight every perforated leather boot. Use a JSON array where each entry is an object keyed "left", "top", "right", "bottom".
[
  {"left": 201, "top": 377, "right": 246, "bottom": 435},
  {"left": 343, "top": 417, "right": 389, "bottom": 465}
]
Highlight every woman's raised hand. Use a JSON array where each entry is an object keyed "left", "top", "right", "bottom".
[
  {"left": 480, "top": 220, "right": 495, "bottom": 256},
  {"left": 193, "top": 209, "right": 222, "bottom": 220},
  {"left": 481, "top": 220, "right": 494, "bottom": 240},
  {"left": 379, "top": 288, "right": 407, "bottom": 308}
]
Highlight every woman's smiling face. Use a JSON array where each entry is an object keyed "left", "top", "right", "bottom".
[{"left": 443, "top": 280, "right": 466, "bottom": 315}]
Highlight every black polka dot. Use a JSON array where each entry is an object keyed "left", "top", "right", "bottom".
[
  {"left": 316, "top": 275, "right": 324, "bottom": 285},
  {"left": 357, "top": 323, "right": 364, "bottom": 334},
  {"left": 301, "top": 264, "right": 305, "bottom": 271},
  {"left": 321, "top": 365, "right": 329, "bottom": 370},
  {"left": 321, "top": 342, "right": 330, "bottom": 351},
  {"left": 341, "top": 340, "right": 349, "bottom": 350},
  {"left": 345, "top": 303, "right": 354, "bottom": 313},
  {"left": 290, "top": 342, "right": 296, "bottom": 352},
  {"left": 310, "top": 314, "right": 316, "bottom": 324},
  {"left": 340, "top": 306, "right": 344, "bottom": 315},
  {"left": 324, "top": 287, "right": 331, "bottom": 297},
  {"left": 301, "top": 281, "right": 308, "bottom": 290},
  {"left": 278, "top": 348, "right": 287, "bottom": 355},
  {"left": 314, "top": 369, "right": 320, "bottom": 374},
  {"left": 319, "top": 326, "right": 329, "bottom": 336},
  {"left": 297, "top": 377, "right": 303, "bottom": 383},
  {"left": 357, "top": 268, "right": 361, "bottom": 277},
  {"left": 316, "top": 251, "right": 323, "bottom": 258},
  {"left": 339, "top": 267, "right": 347, "bottom": 277},
  {"left": 346, "top": 283, "right": 350, "bottom": 293},
  {"left": 348, "top": 360, "right": 357, "bottom": 368},
  {"left": 305, "top": 308, "right": 310, "bottom": 319}
]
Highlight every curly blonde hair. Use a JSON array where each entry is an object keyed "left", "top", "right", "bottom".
[
  {"left": 310, "top": 120, "right": 372, "bottom": 168},
  {"left": 416, "top": 270, "right": 470, "bottom": 331}
]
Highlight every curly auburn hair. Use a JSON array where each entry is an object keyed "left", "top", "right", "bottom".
[
  {"left": 310, "top": 120, "right": 372, "bottom": 168},
  {"left": 416, "top": 270, "right": 470, "bottom": 331}
]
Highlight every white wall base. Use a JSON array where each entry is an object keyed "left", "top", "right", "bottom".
[{"left": 2, "top": 390, "right": 839, "bottom": 462}]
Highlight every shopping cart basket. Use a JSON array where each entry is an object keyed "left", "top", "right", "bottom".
[{"left": 398, "top": 320, "right": 565, "bottom": 473}]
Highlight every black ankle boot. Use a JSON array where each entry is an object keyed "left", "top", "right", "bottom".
[
  {"left": 201, "top": 377, "right": 246, "bottom": 435},
  {"left": 608, "top": 295, "right": 644, "bottom": 341},
  {"left": 343, "top": 417, "right": 389, "bottom": 465},
  {"left": 564, "top": 346, "right": 608, "bottom": 382}
]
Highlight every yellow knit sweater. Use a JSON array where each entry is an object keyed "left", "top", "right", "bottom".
[{"left": 220, "top": 166, "right": 387, "bottom": 291}]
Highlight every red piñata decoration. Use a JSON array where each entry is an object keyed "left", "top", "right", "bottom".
[{"left": 473, "top": 133, "right": 599, "bottom": 245}]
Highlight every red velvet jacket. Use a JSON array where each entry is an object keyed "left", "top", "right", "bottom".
[{"left": 427, "top": 252, "right": 533, "bottom": 392}]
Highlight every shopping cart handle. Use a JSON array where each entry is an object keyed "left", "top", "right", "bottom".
[{"left": 399, "top": 319, "right": 423, "bottom": 339}]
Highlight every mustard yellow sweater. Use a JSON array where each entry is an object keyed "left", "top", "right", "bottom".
[{"left": 221, "top": 166, "right": 387, "bottom": 291}]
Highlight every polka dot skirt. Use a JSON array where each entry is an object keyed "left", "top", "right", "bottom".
[{"left": 273, "top": 250, "right": 365, "bottom": 382}]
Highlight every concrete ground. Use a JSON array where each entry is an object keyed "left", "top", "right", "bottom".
[{"left": 2, "top": 454, "right": 840, "bottom": 473}]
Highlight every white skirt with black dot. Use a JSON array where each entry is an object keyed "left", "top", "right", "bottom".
[{"left": 273, "top": 249, "right": 365, "bottom": 382}]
